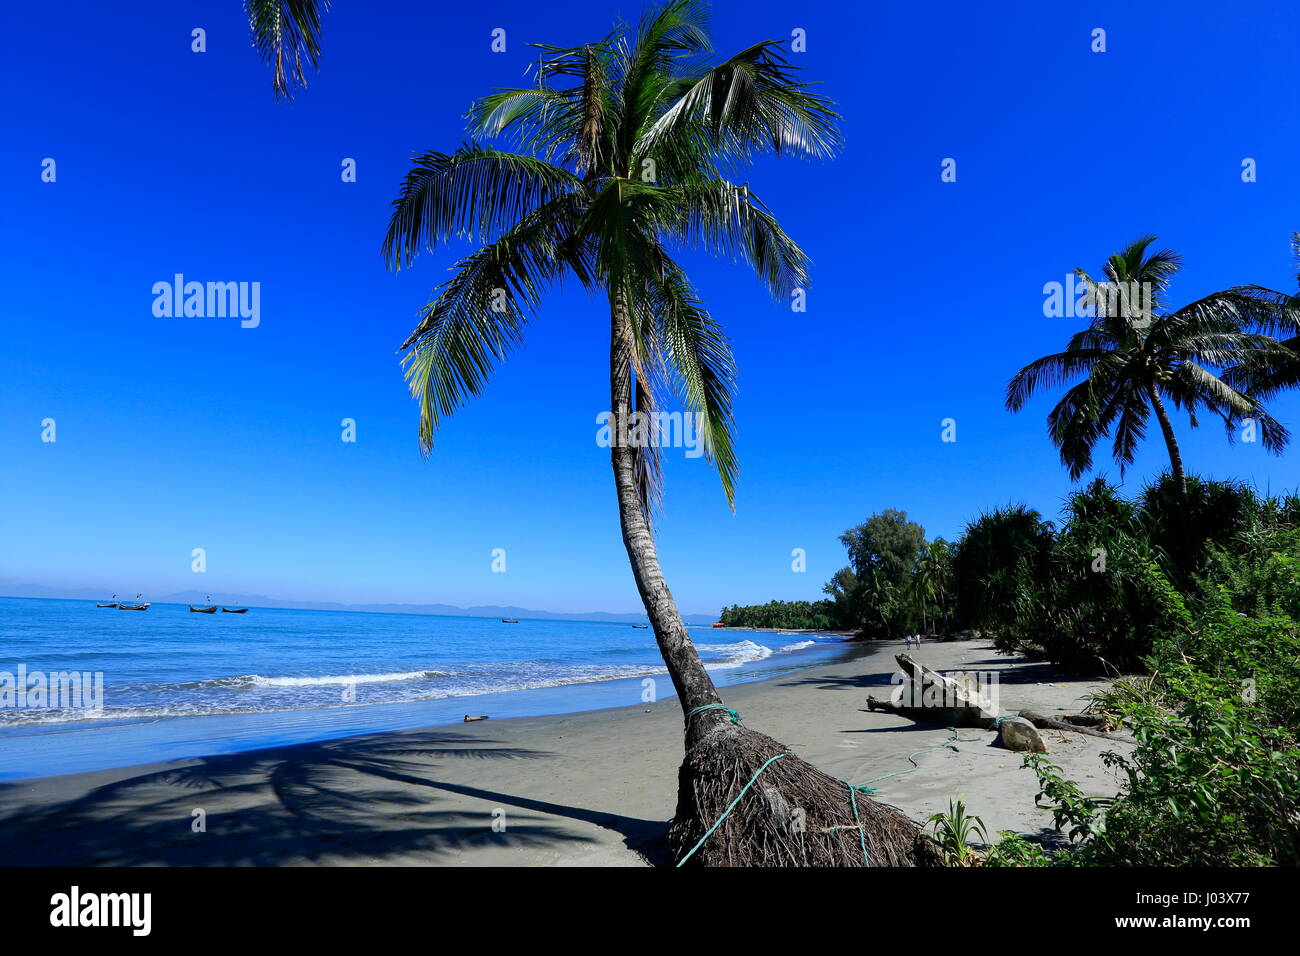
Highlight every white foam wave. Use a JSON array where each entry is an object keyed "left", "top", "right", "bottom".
[
  {"left": 778, "top": 640, "right": 817, "bottom": 653},
  {"left": 190, "top": 670, "right": 449, "bottom": 689},
  {"left": 696, "top": 639, "right": 773, "bottom": 669}
]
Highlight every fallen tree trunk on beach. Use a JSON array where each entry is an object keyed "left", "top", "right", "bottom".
[
  {"left": 864, "top": 654, "right": 1129, "bottom": 744},
  {"left": 864, "top": 653, "right": 996, "bottom": 728}
]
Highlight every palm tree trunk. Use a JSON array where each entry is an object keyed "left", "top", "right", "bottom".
[
  {"left": 609, "top": 296, "right": 725, "bottom": 745},
  {"left": 1147, "top": 382, "right": 1188, "bottom": 501}
]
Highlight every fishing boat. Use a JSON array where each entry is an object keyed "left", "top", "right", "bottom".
[
  {"left": 220, "top": 607, "right": 248, "bottom": 614},
  {"left": 632, "top": 624, "right": 649, "bottom": 629},
  {"left": 96, "top": 594, "right": 118, "bottom": 608},
  {"left": 501, "top": 618, "right": 519, "bottom": 624},
  {"left": 711, "top": 621, "right": 726, "bottom": 628},
  {"left": 190, "top": 597, "right": 218, "bottom": 613},
  {"left": 119, "top": 594, "right": 150, "bottom": 611}
]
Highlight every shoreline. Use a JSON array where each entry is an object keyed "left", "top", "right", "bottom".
[
  {"left": 0, "top": 638, "right": 1114, "bottom": 866},
  {"left": 0, "top": 631, "right": 858, "bottom": 782}
]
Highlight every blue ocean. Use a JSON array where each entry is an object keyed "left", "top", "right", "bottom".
[{"left": 0, "top": 597, "right": 851, "bottom": 780}]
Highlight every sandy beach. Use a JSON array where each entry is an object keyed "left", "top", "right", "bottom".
[{"left": 0, "top": 638, "right": 1116, "bottom": 866}]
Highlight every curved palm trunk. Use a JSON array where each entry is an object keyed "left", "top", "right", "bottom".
[
  {"left": 1147, "top": 382, "right": 1188, "bottom": 501},
  {"left": 609, "top": 298, "right": 726, "bottom": 747}
]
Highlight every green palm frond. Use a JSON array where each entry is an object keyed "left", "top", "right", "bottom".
[
  {"left": 659, "top": 180, "right": 810, "bottom": 297},
  {"left": 1109, "top": 384, "right": 1150, "bottom": 471},
  {"left": 1005, "top": 349, "right": 1108, "bottom": 412},
  {"left": 400, "top": 199, "right": 589, "bottom": 452},
  {"left": 637, "top": 39, "right": 842, "bottom": 175},
  {"left": 470, "top": 36, "right": 622, "bottom": 171},
  {"left": 244, "top": 0, "right": 328, "bottom": 100},
  {"left": 643, "top": 247, "right": 739, "bottom": 508},
  {"left": 383, "top": 146, "right": 585, "bottom": 269}
]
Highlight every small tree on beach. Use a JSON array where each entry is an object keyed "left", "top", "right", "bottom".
[
  {"left": 381, "top": 0, "right": 936, "bottom": 866},
  {"left": 1006, "top": 236, "right": 1298, "bottom": 503}
]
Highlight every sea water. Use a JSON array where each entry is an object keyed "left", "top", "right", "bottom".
[{"left": 0, "top": 597, "right": 851, "bottom": 779}]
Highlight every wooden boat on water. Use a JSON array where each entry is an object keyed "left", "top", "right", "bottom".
[
  {"left": 190, "top": 606, "right": 218, "bottom": 613},
  {"left": 501, "top": 618, "right": 519, "bottom": 624},
  {"left": 119, "top": 594, "right": 150, "bottom": 611},
  {"left": 632, "top": 624, "right": 649, "bottom": 629},
  {"left": 96, "top": 595, "right": 118, "bottom": 608},
  {"left": 711, "top": 621, "right": 726, "bottom": 628},
  {"left": 220, "top": 607, "right": 248, "bottom": 614}
]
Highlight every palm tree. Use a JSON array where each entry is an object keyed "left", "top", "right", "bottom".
[
  {"left": 1007, "top": 236, "right": 1297, "bottom": 502},
  {"left": 859, "top": 566, "right": 897, "bottom": 636},
  {"left": 913, "top": 539, "right": 952, "bottom": 636},
  {"left": 379, "top": 0, "right": 932, "bottom": 866}
]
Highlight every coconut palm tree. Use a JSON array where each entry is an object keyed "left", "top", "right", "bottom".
[
  {"left": 913, "top": 539, "right": 952, "bottom": 636},
  {"left": 1007, "top": 236, "right": 1298, "bottom": 502},
  {"left": 380, "top": 0, "right": 932, "bottom": 866}
]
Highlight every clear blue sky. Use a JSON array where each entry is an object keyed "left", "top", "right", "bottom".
[{"left": 3, "top": 1, "right": 1298, "bottom": 615}]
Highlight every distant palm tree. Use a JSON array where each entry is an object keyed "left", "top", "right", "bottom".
[
  {"left": 245, "top": 0, "right": 328, "bottom": 99},
  {"left": 379, "top": 2, "right": 926, "bottom": 866},
  {"left": 859, "top": 567, "right": 897, "bottom": 636},
  {"left": 913, "top": 539, "right": 952, "bottom": 635},
  {"left": 1007, "top": 236, "right": 1298, "bottom": 501}
]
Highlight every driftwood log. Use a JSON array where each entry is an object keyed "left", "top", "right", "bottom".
[
  {"left": 1017, "top": 709, "right": 1124, "bottom": 741},
  {"left": 866, "top": 654, "right": 1128, "bottom": 742},
  {"left": 865, "top": 653, "right": 996, "bottom": 728}
]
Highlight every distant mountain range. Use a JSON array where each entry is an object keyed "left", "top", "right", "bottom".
[{"left": 0, "top": 581, "right": 719, "bottom": 626}]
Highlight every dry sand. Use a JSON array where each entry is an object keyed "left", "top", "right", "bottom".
[{"left": 0, "top": 638, "right": 1120, "bottom": 866}]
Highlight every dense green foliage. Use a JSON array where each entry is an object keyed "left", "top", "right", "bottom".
[
  {"left": 968, "top": 498, "right": 1300, "bottom": 866},
  {"left": 722, "top": 477, "right": 1298, "bottom": 666},
  {"left": 723, "top": 476, "right": 1300, "bottom": 865},
  {"left": 1004, "top": 591, "right": 1300, "bottom": 866},
  {"left": 718, "top": 599, "right": 838, "bottom": 630},
  {"left": 719, "top": 509, "right": 953, "bottom": 635},
  {"left": 964, "top": 477, "right": 1299, "bottom": 671}
]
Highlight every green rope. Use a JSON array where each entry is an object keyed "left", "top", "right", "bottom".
[
  {"left": 853, "top": 728, "right": 977, "bottom": 789},
  {"left": 829, "top": 727, "right": 982, "bottom": 866},
  {"left": 686, "top": 703, "right": 743, "bottom": 724},
  {"left": 675, "top": 715, "right": 985, "bottom": 868},
  {"left": 675, "top": 751, "right": 787, "bottom": 867},
  {"left": 846, "top": 783, "right": 871, "bottom": 865}
]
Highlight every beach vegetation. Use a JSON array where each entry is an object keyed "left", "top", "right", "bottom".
[{"left": 925, "top": 799, "right": 988, "bottom": 866}]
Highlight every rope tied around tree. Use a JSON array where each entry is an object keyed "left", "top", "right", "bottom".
[
  {"left": 685, "top": 703, "right": 743, "bottom": 724},
  {"left": 676, "top": 716, "right": 983, "bottom": 867}
]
